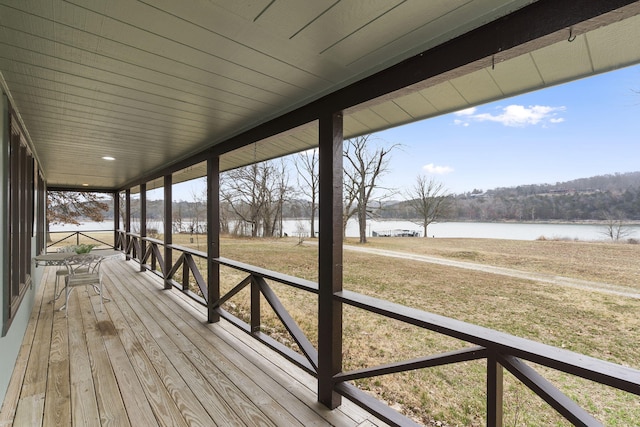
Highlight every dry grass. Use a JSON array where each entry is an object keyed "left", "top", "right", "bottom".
[{"left": 362, "top": 237, "right": 640, "bottom": 290}]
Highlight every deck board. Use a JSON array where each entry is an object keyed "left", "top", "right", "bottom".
[
  {"left": 112, "top": 262, "right": 310, "bottom": 426},
  {"left": 0, "top": 268, "right": 48, "bottom": 427},
  {"left": 68, "top": 290, "right": 101, "bottom": 425},
  {"left": 101, "top": 287, "right": 191, "bottom": 427},
  {"left": 13, "top": 268, "right": 55, "bottom": 426},
  {"left": 105, "top": 278, "right": 219, "bottom": 426},
  {"left": 79, "top": 288, "right": 130, "bottom": 427},
  {"left": 1, "top": 259, "right": 390, "bottom": 427},
  {"left": 43, "top": 279, "right": 70, "bottom": 426},
  {"left": 107, "top": 268, "right": 275, "bottom": 426}
]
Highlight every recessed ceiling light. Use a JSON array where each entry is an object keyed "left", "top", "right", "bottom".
[
  {"left": 102, "top": 156, "right": 116, "bottom": 161},
  {"left": 82, "top": 183, "right": 89, "bottom": 186}
]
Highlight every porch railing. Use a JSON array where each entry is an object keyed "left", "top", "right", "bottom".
[
  {"left": 47, "top": 230, "right": 115, "bottom": 251},
  {"left": 115, "top": 230, "right": 640, "bottom": 427}
]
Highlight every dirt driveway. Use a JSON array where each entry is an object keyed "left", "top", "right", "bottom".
[{"left": 342, "top": 244, "right": 640, "bottom": 299}]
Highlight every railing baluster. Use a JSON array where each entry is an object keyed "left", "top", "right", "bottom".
[
  {"left": 182, "top": 255, "right": 189, "bottom": 293},
  {"left": 151, "top": 242, "right": 157, "bottom": 272},
  {"left": 487, "top": 351, "right": 504, "bottom": 427},
  {"left": 250, "top": 275, "right": 260, "bottom": 334}
]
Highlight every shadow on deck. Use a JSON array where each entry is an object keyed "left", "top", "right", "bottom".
[{"left": 0, "top": 259, "right": 387, "bottom": 426}]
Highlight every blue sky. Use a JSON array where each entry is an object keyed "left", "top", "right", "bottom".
[{"left": 374, "top": 64, "right": 640, "bottom": 196}]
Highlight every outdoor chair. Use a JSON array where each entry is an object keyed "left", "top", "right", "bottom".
[
  {"left": 61, "top": 254, "right": 107, "bottom": 316},
  {"left": 52, "top": 245, "right": 79, "bottom": 303}
]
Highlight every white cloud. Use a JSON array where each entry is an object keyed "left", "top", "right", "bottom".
[
  {"left": 423, "top": 163, "right": 454, "bottom": 175},
  {"left": 454, "top": 104, "right": 566, "bottom": 127},
  {"left": 454, "top": 107, "right": 477, "bottom": 116}
]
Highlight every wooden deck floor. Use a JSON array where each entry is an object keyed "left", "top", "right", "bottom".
[{"left": 1, "top": 259, "right": 388, "bottom": 426}]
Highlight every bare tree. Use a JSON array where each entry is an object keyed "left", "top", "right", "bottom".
[
  {"left": 222, "top": 163, "right": 263, "bottom": 237},
  {"left": 219, "top": 199, "right": 231, "bottom": 234},
  {"left": 406, "top": 176, "right": 451, "bottom": 238},
  {"left": 188, "top": 185, "right": 207, "bottom": 245},
  {"left": 601, "top": 213, "right": 633, "bottom": 242},
  {"left": 261, "top": 159, "right": 291, "bottom": 237},
  {"left": 294, "top": 149, "right": 319, "bottom": 238},
  {"left": 47, "top": 191, "right": 110, "bottom": 225},
  {"left": 221, "top": 159, "right": 291, "bottom": 237},
  {"left": 344, "top": 135, "right": 397, "bottom": 243},
  {"left": 342, "top": 173, "right": 359, "bottom": 238},
  {"left": 173, "top": 203, "right": 185, "bottom": 234},
  {"left": 47, "top": 191, "right": 110, "bottom": 242}
]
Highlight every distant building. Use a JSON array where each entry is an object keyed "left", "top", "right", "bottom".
[{"left": 373, "top": 229, "right": 420, "bottom": 237}]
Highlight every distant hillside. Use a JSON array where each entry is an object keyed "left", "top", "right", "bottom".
[
  {"left": 91, "top": 171, "right": 640, "bottom": 224},
  {"left": 483, "top": 171, "right": 640, "bottom": 198},
  {"left": 379, "top": 172, "right": 640, "bottom": 222}
]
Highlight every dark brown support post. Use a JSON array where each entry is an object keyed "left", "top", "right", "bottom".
[
  {"left": 487, "top": 352, "right": 504, "bottom": 426},
  {"left": 207, "top": 155, "right": 220, "bottom": 323},
  {"left": 317, "top": 111, "right": 343, "bottom": 409},
  {"left": 140, "top": 183, "right": 147, "bottom": 272},
  {"left": 125, "top": 189, "right": 131, "bottom": 261},
  {"left": 164, "top": 175, "right": 172, "bottom": 289},
  {"left": 113, "top": 191, "right": 120, "bottom": 250}
]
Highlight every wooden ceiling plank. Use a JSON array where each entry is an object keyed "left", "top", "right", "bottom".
[
  {"left": 11, "top": 97, "right": 209, "bottom": 136},
  {"left": 2, "top": 77, "right": 229, "bottom": 125},
  {"left": 95, "top": 0, "right": 331, "bottom": 90},
  {"left": 0, "top": 43, "right": 266, "bottom": 116},
  {"left": 9, "top": 87, "right": 212, "bottom": 131},
  {"left": 531, "top": 37, "right": 594, "bottom": 84},
  {"left": 448, "top": 69, "right": 503, "bottom": 105},
  {"left": 586, "top": 13, "right": 640, "bottom": 71},
  {"left": 391, "top": 92, "right": 438, "bottom": 120}
]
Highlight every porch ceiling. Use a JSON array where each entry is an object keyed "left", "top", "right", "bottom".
[{"left": 1, "top": 1, "right": 640, "bottom": 191}]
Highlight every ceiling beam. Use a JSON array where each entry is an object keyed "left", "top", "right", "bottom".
[{"left": 47, "top": 186, "right": 117, "bottom": 194}]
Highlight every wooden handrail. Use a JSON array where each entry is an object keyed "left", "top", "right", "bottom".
[
  {"left": 214, "top": 257, "right": 318, "bottom": 293},
  {"left": 47, "top": 230, "right": 115, "bottom": 250},
  {"left": 336, "top": 290, "right": 640, "bottom": 395}
]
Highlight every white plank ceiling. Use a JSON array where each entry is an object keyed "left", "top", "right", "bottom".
[{"left": 1, "top": 0, "right": 640, "bottom": 189}]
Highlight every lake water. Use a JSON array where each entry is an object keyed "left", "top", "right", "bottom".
[
  {"left": 54, "top": 219, "right": 639, "bottom": 241},
  {"left": 286, "top": 219, "right": 638, "bottom": 241}
]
